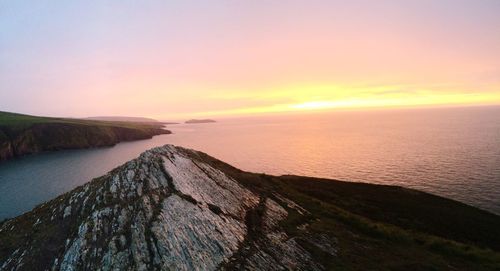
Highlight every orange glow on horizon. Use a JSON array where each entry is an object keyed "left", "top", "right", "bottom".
[
  {"left": 153, "top": 84, "right": 500, "bottom": 119},
  {"left": 3, "top": 1, "right": 499, "bottom": 119}
]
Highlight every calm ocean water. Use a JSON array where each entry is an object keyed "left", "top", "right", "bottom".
[{"left": 1, "top": 106, "right": 499, "bottom": 219}]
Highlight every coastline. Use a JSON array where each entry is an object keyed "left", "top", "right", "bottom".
[
  {"left": 1, "top": 145, "right": 499, "bottom": 270},
  {"left": 0, "top": 111, "right": 172, "bottom": 162}
]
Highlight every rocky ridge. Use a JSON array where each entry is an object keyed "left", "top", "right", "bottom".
[{"left": 0, "top": 145, "right": 336, "bottom": 270}]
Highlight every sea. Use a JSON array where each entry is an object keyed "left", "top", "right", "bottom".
[{"left": 1, "top": 106, "right": 499, "bottom": 219}]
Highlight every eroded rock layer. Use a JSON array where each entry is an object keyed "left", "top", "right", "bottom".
[{"left": 0, "top": 145, "right": 336, "bottom": 271}]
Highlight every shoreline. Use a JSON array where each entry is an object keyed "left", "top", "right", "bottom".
[{"left": 1, "top": 145, "right": 499, "bottom": 270}]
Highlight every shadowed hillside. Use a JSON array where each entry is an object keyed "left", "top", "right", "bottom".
[{"left": 0, "top": 111, "right": 171, "bottom": 161}]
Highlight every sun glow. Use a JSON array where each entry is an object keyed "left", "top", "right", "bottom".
[
  {"left": 170, "top": 84, "right": 500, "bottom": 118},
  {"left": 288, "top": 90, "right": 500, "bottom": 112},
  {"left": 2, "top": 1, "right": 500, "bottom": 119},
  {"left": 291, "top": 101, "right": 340, "bottom": 110}
]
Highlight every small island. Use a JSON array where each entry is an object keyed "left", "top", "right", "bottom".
[{"left": 185, "top": 119, "right": 216, "bottom": 124}]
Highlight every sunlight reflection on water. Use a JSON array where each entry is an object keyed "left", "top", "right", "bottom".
[{"left": 1, "top": 106, "right": 499, "bottom": 219}]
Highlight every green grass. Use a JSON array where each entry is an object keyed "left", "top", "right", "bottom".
[
  {"left": 269, "top": 176, "right": 500, "bottom": 269},
  {"left": 0, "top": 111, "right": 164, "bottom": 131}
]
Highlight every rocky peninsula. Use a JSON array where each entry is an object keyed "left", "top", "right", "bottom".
[
  {"left": 1, "top": 145, "right": 500, "bottom": 270},
  {"left": 0, "top": 111, "right": 171, "bottom": 162}
]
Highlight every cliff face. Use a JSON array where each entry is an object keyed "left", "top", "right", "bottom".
[
  {"left": 0, "top": 123, "right": 170, "bottom": 162},
  {"left": 0, "top": 145, "right": 335, "bottom": 271}
]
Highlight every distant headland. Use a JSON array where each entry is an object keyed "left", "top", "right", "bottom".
[
  {"left": 0, "top": 111, "right": 171, "bottom": 162},
  {"left": 86, "top": 116, "right": 179, "bottom": 125},
  {"left": 84, "top": 116, "right": 159, "bottom": 123}
]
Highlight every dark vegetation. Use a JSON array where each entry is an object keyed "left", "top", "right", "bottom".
[
  {"left": 0, "top": 111, "right": 170, "bottom": 161},
  {"left": 1, "top": 146, "right": 499, "bottom": 270},
  {"left": 189, "top": 149, "right": 500, "bottom": 270}
]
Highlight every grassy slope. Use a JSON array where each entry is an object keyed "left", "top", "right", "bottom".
[
  {"left": 0, "top": 111, "right": 170, "bottom": 160},
  {"left": 193, "top": 150, "right": 500, "bottom": 270},
  {"left": 0, "top": 111, "right": 164, "bottom": 130}
]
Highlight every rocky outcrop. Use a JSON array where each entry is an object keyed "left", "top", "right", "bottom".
[
  {"left": 0, "top": 123, "right": 170, "bottom": 162},
  {"left": 0, "top": 145, "right": 336, "bottom": 271}
]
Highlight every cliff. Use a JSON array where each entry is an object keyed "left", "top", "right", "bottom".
[
  {"left": 0, "top": 111, "right": 170, "bottom": 161},
  {"left": 1, "top": 145, "right": 499, "bottom": 270}
]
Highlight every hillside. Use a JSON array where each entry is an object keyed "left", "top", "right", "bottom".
[
  {"left": 84, "top": 116, "right": 159, "bottom": 123},
  {"left": 1, "top": 145, "right": 499, "bottom": 270},
  {"left": 0, "top": 111, "right": 171, "bottom": 161}
]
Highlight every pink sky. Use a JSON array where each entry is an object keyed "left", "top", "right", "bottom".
[{"left": 1, "top": 1, "right": 499, "bottom": 120}]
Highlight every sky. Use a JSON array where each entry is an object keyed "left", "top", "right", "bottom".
[{"left": 1, "top": 0, "right": 499, "bottom": 120}]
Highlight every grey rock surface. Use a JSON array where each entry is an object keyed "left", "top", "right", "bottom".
[{"left": 0, "top": 145, "right": 336, "bottom": 271}]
